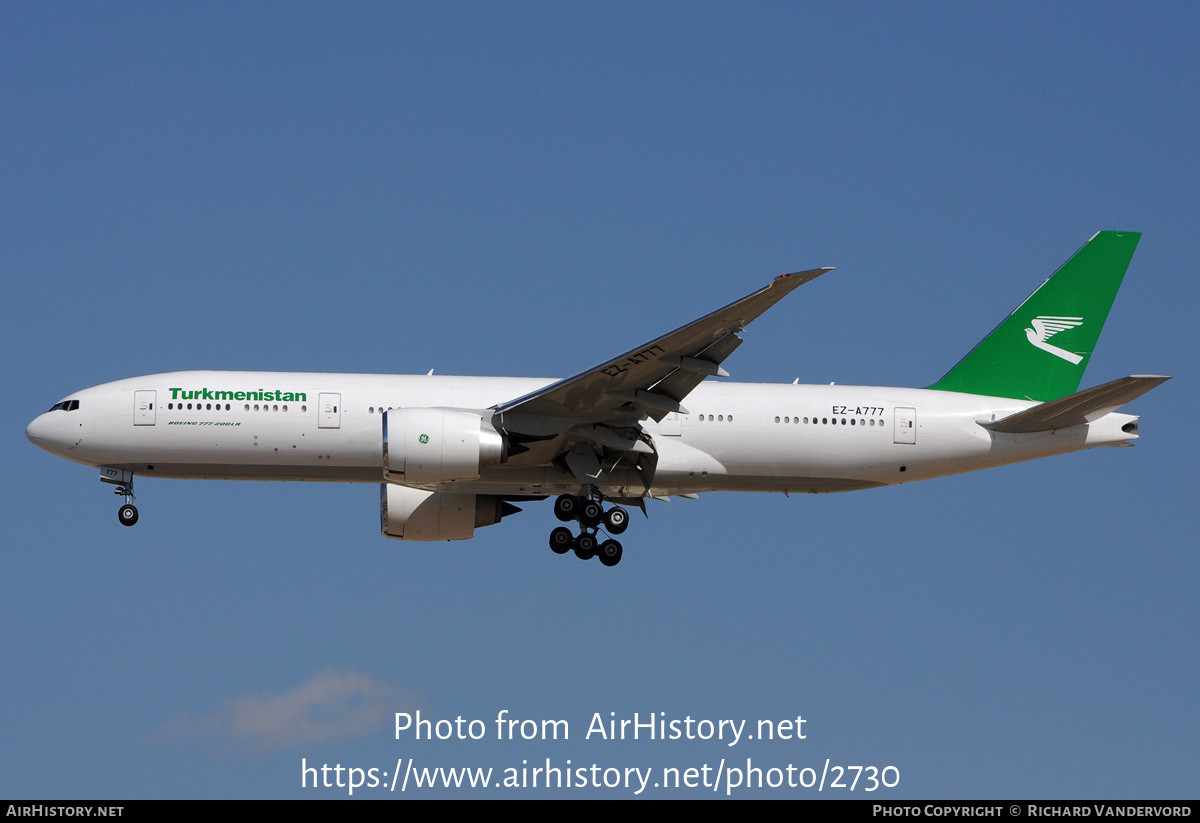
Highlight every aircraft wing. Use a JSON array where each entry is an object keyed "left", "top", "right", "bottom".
[{"left": 493, "top": 268, "right": 832, "bottom": 439}]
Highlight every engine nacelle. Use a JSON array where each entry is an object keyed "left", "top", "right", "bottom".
[
  {"left": 380, "top": 484, "right": 513, "bottom": 541},
  {"left": 383, "top": 408, "right": 505, "bottom": 485}
]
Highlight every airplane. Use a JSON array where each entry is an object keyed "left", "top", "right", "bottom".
[{"left": 26, "top": 231, "right": 1167, "bottom": 567}]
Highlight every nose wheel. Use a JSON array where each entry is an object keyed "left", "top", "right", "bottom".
[
  {"left": 118, "top": 503, "right": 139, "bottom": 527},
  {"left": 547, "top": 494, "right": 628, "bottom": 566}
]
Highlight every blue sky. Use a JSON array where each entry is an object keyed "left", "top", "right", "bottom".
[{"left": 3, "top": 2, "right": 1196, "bottom": 798}]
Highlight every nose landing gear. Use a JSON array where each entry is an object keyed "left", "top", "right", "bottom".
[
  {"left": 548, "top": 494, "right": 628, "bottom": 566},
  {"left": 100, "top": 466, "right": 139, "bottom": 527}
]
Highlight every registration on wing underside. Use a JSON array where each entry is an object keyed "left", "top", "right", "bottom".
[{"left": 599, "top": 345, "right": 667, "bottom": 378}]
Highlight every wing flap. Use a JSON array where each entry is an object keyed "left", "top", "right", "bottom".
[{"left": 652, "top": 333, "right": 745, "bottom": 410}]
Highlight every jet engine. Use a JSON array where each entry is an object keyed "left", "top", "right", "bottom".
[
  {"left": 380, "top": 484, "right": 518, "bottom": 541},
  {"left": 383, "top": 408, "right": 505, "bottom": 485}
]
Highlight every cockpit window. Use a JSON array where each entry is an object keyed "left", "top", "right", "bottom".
[{"left": 47, "top": 400, "right": 80, "bottom": 412}]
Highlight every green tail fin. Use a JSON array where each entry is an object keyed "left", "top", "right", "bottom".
[{"left": 928, "top": 231, "right": 1141, "bottom": 401}]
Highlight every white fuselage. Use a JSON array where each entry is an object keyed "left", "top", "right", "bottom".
[{"left": 25, "top": 370, "right": 1139, "bottom": 498}]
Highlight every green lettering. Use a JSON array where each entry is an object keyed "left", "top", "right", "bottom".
[{"left": 172, "top": 386, "right": 306, "bottom": 401}]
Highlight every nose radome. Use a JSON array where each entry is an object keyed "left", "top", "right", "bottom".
[{"left": 26, "top": 414, "right": 48, "bottom": 446}]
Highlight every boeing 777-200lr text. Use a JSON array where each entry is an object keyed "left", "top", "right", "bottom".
[{"left": 27, "top": 231, "right": 1168, "bottom": 567}]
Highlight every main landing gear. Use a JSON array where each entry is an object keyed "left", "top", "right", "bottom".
[{"left": 548, "top": 493, "right": 628, "bottom": 567}]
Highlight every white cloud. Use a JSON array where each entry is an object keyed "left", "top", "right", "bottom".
[{"left": 157, "top": 668, "right": 416, "bottom": 751}]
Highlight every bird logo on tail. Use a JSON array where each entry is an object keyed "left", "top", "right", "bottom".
[{"left": 1025, "top": 316, "right": 1084, "bottom": 364}]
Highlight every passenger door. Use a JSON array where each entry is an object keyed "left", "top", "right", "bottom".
[{"left": 134, "top": 390, "right": 156, "bottom": 426}]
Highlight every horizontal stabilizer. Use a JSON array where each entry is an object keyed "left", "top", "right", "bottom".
[{"left": 982, "top": 375, "right": 1170, "bottom": 433}]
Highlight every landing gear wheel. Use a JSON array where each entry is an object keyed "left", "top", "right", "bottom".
[
  {"left": 553, "top": 494, "right": 579, "bottom": 522},
  {"left": 580, "top": 500, "right": 604, "bottom": 527},
  {"left": 574, "top": 532, "right": 597, "bottom": 560},
  {"left": 118, "top": 504, "right": 139, "bottom": 527},
  {"left": 598, "top": 539, "right": 623, "bottom": 567},
  {"left": 603, "top": 506, "right": 629, "bottom": 535},
  {"left": 549, "top": 527, "right": 574, "bottom": 554}
]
